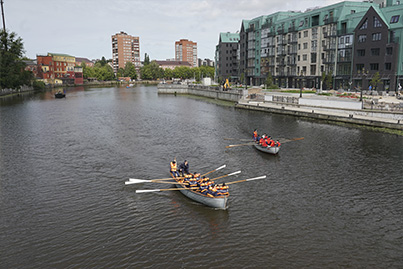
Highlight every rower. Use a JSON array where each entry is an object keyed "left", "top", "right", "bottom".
[{"left": 275, "top": 140, "right": 281, "bottom": 147}]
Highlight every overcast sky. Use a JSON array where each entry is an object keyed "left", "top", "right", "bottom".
[{"left": 5, "top": 0, "right": 343, "bottom": 61}]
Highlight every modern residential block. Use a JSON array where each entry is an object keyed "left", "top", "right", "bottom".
[
  {"left": 112, "top": 31, "right": 140, "bottom": 74},
  {"left": 175, "top": 39, "right": 197, "bottom": 67}
]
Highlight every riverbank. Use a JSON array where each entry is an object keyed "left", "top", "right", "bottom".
[
  {"left": 157, "top": 84, "right": 403, "bottom": 132},
  {"left": 0, "top": 80, "right": 160, "bottom": 98}
]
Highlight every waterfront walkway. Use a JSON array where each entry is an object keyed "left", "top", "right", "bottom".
[{"left": 237, "top": 91, "right": 403, "bottom": 131}]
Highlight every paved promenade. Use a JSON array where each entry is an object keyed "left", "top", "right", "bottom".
[{"left": 236, "top": 92, "right": 403, "bottom": 131}]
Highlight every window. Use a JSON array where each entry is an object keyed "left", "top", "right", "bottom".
[
  {"left": 310, "top": 65, "right": 316, "bottom": 75},
  {"left": 385, "top": 63, "right": 392, "bottom": 70},
  {"left": 386, "top": 47, "right": 393, "bottom": 55},
  {"left": 311, "top": 53, "right": 317, "bottom": 63},
  {"left": 303, "top": 42, "right": 308, "bottom": 49},
  {"left": 371, "top": 48, "right": 380, "bottom": 56},
  {"left": 391, "top": 15, "right": 400, "bottom": 24},
  {"left": 339, "top": 37, "right": 344, "bottom": 44},
  {"left": 303, "top": 54, "right": 307, "bottom": 61},
  {"left": 304, "top": 31, "right": 308, "bottom": 37},
  {"left": 372, "top": 33, "right": 382, "bottom": 41},
  {"left": 356, "top": 64, "right": 364, "bottom": 71},
  {"left": 346, "top": 36, "right": 350, "bottom": 43},
  {"left": 370, "top": 63, "right": 379, "bottom": 70},
  {"left": 357, "top": 49, "right": 365, "bottom": 56},
  {"left": 360, "top": 19, "right": 368, "bottom": 30},
  {"left": 373, "top": 17, "right": 382, "bottom": 28},
  {"left": 358, "top": 35, "right": 367, "bottom": 43}
]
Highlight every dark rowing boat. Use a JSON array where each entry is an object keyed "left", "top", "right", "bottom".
[
  {"left": 55, "top": 92, "right": 66, "bottom": 98},
  {"left": 172, "top": 175, "right": 229, "bottom": 209},
  {"left": 253, "top": 143, "right": 281, "bottom": 154}
]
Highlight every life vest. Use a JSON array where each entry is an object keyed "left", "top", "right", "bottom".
[
  {"left": 253, "top": 131, "right": 258, "bottom": 137},
  {"left": 259, "top": 138, "right": 264, "bottom": 145},
  {"left": 276, "top": 142, "right": 281, "bottom": 147},
  {"left": 170, "top": 162, "right": 177, "bottom": 172},
  {"left": 262, "top": 140, "right": 267, "bottom": 147},
  {"left": 269, "top": 140, "right": 275, "bottom": 147}
]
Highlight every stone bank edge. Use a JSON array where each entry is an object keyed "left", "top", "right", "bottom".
[{"left": 157, "top": 84, "right": 403, "bottom": 131}]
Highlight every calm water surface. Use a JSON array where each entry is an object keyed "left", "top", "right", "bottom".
[{"left": 1, "top": 85, "right": 402, "bottom": 268}]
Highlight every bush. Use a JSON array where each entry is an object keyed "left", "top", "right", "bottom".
[{"left": 32, "top": 80, "right": 46, "bottom": 91}]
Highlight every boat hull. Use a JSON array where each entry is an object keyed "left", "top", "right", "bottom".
[
  {"left": 174, "top": 181, "right": 228, "bottom": 209},
  {"left": 253, "top": 143, "right": 280, "bottom": 154},
  {"left": 55, "top": 93, "right": 66, "bottom": 98}
]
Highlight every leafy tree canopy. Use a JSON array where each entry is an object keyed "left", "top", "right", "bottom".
[{"left": 0, "top": 30, "right": 34, "bottom": 89}]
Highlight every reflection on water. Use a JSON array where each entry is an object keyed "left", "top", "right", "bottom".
[{"left": 1, "top": 85, "right": 402, "bottom": 268}]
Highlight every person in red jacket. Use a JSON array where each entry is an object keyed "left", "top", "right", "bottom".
[
  {"left": 276, "top": 140, "right": 281, "bottom": 147},
  {"left": 253, "top": 129, "right": 258, "bottom": 141}
]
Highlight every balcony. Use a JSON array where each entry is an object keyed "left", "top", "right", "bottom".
[
  {"left": 288, "top": 26, "right": 297, "bottom": 33},
  {"left": 323, "top": 44, "right": 337, "bottom": 51},
  {"left": 337, "top": 56, "right": 352, "bottom": 63},
  {"left": 324, "top": 17, "right": 335, "bottom": 25}
]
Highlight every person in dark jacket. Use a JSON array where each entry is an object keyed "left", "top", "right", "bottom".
[{"left": 178, "top": 160, "right": 189, "bottom": 176}]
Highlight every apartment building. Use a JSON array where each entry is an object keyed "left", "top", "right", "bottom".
[
  {"left": 37, "top": 53, "right": 83, "bottom": 85},
  {"left": 215, "top": 32, "right": 240, "bottom": 82},
  {"left": 175, "top": 39, "right": 197, "bottom": 67},
  {"left": 111, "top": 31, "right": 140, "bottom": 74},
  {"left": 221, "top": 0, "right": 403, "bottom": 91}
]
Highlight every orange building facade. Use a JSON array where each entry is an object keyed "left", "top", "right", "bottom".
[
  {"left": 175, "top": 39, "right": 197, "bottom": 67},
  {"left": 111, "top": 31, "right": 140, "bottom": 74}
]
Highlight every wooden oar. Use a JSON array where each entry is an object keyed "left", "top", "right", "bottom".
[
  {"left": 210, "top": 170, "right": 241, "bottom": 181},
  {"left": 226, "top": 175, "right": 266, "bottom": 185},
  {"left": 136, "top": 187, "right": 199, "bottom": 193},
  {"left": 126, "top": 179, "right": 179, "bottom": 185},
  {"left": 279, "top": 137, "right": 304, "bottom": 143},
  {"left": 224, "top": 138, "right": 251, "bottom": 141},
  {"left": 128, "top": 175, "right": 186, "bottom": 182},
  {"left": 200, "top": 164, "right": 226, "bottom": 177},
  {"left": 225, "top": 142, "right": 255, "bottom": 148}
]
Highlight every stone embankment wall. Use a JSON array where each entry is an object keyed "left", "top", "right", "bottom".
[
  {"left": 157, "top": 84, "right": 244, "bottom": 102},
  {"left": 1, "top": 86, "right": 33, "bottom": 96}
]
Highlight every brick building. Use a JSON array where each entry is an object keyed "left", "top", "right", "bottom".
[
  {"left": 175, "top": 39, "right": 197, "bottom": 67},
  {"left": 111, "top": 31, "right": 141, "bottom": 74},
  {"left": 36, "top": 53, "right": 83, "bottom": 85}
]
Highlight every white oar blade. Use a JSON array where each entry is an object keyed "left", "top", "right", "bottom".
[
  {"left": 136, "top": 189, "right": 160, "bottom": 193},
  {"left": 246, "top": 175, "right": 266, "bottom": 182},
  {"left": 228, "top": 170, "right": 241, "bottom": 176},
  {"left": 216, "top": 164, "right": 226, "bottom": 171},
  {"left": 125, "top": 179, "right": 150, "bottom": 184}
]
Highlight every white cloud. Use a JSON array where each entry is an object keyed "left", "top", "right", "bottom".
[{"left": 5, "top": 0, "right": 343, "bottom": 60}]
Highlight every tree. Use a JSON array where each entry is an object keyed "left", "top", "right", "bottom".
[
  {"left": 98, "top": 56, "right": 107, "bottom": 66},
  {"left": 144, "top": 53, "right": 150, "bottom": 66},
  {"left": 163, "top": 68, "right": 173, "bottom": 80},
  {"left": 124, "top": 62, "right": 137, "bottom": 80},
  {"left": 321, "top": 71, "right": 333, "bottom": 90},
  {"left": 117, "top": 67, "right": 125, "bottom": 78},
  {"left": 0, "top": 30, "right": 33, "bottom": 89},
  {"left": 370, "top": 72, "right": 381, "bottom": 91},
  {"left": 140, "top": 61, "right": 163, "bottom": 80},
  {"left": 265, "top": 73, "right": 274, "bottom": 89}
]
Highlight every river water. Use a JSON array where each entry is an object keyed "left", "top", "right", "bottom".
[{"left": 1, "top": 85, "right": 402, "bottom": 268}]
